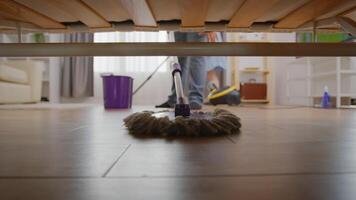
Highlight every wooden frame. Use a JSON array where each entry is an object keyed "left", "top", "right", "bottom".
[
  {"left": 0, "top": 42, "right": 355, "bottom": 57},
  {"left": 0, "top": 0, "right": 353, "bottom": 33}
]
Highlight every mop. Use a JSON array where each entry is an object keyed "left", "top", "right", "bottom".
[{"left": 124, "top": 63, "right": 241, "bottom": 136}]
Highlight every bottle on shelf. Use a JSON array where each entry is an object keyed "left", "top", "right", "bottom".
[{"left": 321, "top": 86, "right": 331, "bottom": 108}]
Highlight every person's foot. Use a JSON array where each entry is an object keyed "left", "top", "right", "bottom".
[
  {"left": 189, "top": 102, "right": 202, "bottom": 110},
  {"left": 155, "top": 101, "right": 174, "bottom": 108}
]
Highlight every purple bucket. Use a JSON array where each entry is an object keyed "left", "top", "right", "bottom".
[{"left": 101, "top": 75, "right": 133, "bottom": 109}]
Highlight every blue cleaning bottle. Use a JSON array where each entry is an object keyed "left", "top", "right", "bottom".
[{"left": 321, "top": 86, "right": 331, "bottom": 108}]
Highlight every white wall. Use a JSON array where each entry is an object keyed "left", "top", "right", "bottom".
[{"left": 268, "top": 33, "right": 297, "bottom": 105}]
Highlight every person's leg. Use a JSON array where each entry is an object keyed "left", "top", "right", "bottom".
[
  {"left": 187, "top": 56, "right": 206, "bottom": 109},
  {"left": 186, "top": 33, "right": 208, "bottom": 109}
]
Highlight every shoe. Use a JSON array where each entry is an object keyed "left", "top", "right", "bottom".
[
  {"left": 189, "top": 102, "right": 202, "bottom": 110},
  {"left": 155, "top": 101, "right": 174, "bottom": 108}
]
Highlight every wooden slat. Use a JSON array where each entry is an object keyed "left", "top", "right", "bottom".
[
  {"left": 180, "top": 0, "right": 209, "bottom": 27},
  {"left": 298, "top": 5, "right": 356, "bottom": 30},
  {"left": 275, "top": 0, "right": 345, "bottom": 29},
  {"left": 14, "top": 0, "right": 77, "bottom": 22},
  {"left": 228, "top": 0, "right": 281, "bottom": 28},
  {"left": 81, "top": 0, "right": 130, "bottom": 22},
  {"left": 316, "top": 0, "right": 356, "bottom": 20},
  {"left": 342, "top": 6, "right": 356, "bottom": 16},
  {"left": 0, "top": 17, "right": 40, "bottom": 30},
  {"left": 206, "top": 0, "right": 245, "bottom": 21},
  {"left": 342, "top": 6, "right": 356, "bottom": 18},
  {"left": 0, "top": 8, "right": 25, "bottom": 22},
  {"left": 49, "top": 0, "right": 111, "bottom": 28},
  {"left": 256, "top": 0, "right": 310, "bottom": 22},
  {"left": 148, "top": 0, "right": 180, "bottom": 21},
  {"left": 298, "top": 17, "right": 338, "bottom": 29},
  {"left": 120, "top": 0, "right": 157, "bottom": 27},
  {"left": 0, "top": 0, "right": 65, "bottom": 29},
  {"left": 345, "top": 9, "right": 356, "bottom": 21},
  {"left": 337, "top": 16, "right": 356, "bottom": 36}
]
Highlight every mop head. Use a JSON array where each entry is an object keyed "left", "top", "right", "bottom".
[{"left": 123, "top": 108, "right": 241, "bottom": 136}]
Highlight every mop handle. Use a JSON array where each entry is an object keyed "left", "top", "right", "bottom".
[
  {"left": 132, "top": 56, "right": 171, "bottom": 95},
  {"left": 171, "top": 63, "right": 187, "bottom": 105}
]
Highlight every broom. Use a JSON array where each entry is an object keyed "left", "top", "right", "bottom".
[{"left": 123, "top": 62, "right": 241, "bottom": 136}]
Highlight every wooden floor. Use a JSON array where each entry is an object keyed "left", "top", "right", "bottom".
[{"left": 1, "top": 105, "right": 356, "bottom": 199}]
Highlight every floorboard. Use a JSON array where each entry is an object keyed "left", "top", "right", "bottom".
[
  {"left": 1, "top": 105, "right": 356, "bottom": 199},
  {"left": 1, "top": 174, "right": 356, "bottom": 200}
]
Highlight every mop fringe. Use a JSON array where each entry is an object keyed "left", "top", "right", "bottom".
[{"left": 123, "top": 109, "right": 241, "bottom": 136}]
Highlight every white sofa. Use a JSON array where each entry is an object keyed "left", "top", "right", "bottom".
[{"left": 0, "top": 60, "right": 44, "bottom": 104}]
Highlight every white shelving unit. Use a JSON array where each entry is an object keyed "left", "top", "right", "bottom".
[
  {"left": 287, "top": 57, "right": 356, "bottom": 108},
  {"left": 228, "top": 32, "right": 272, "bottom": 104}
]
